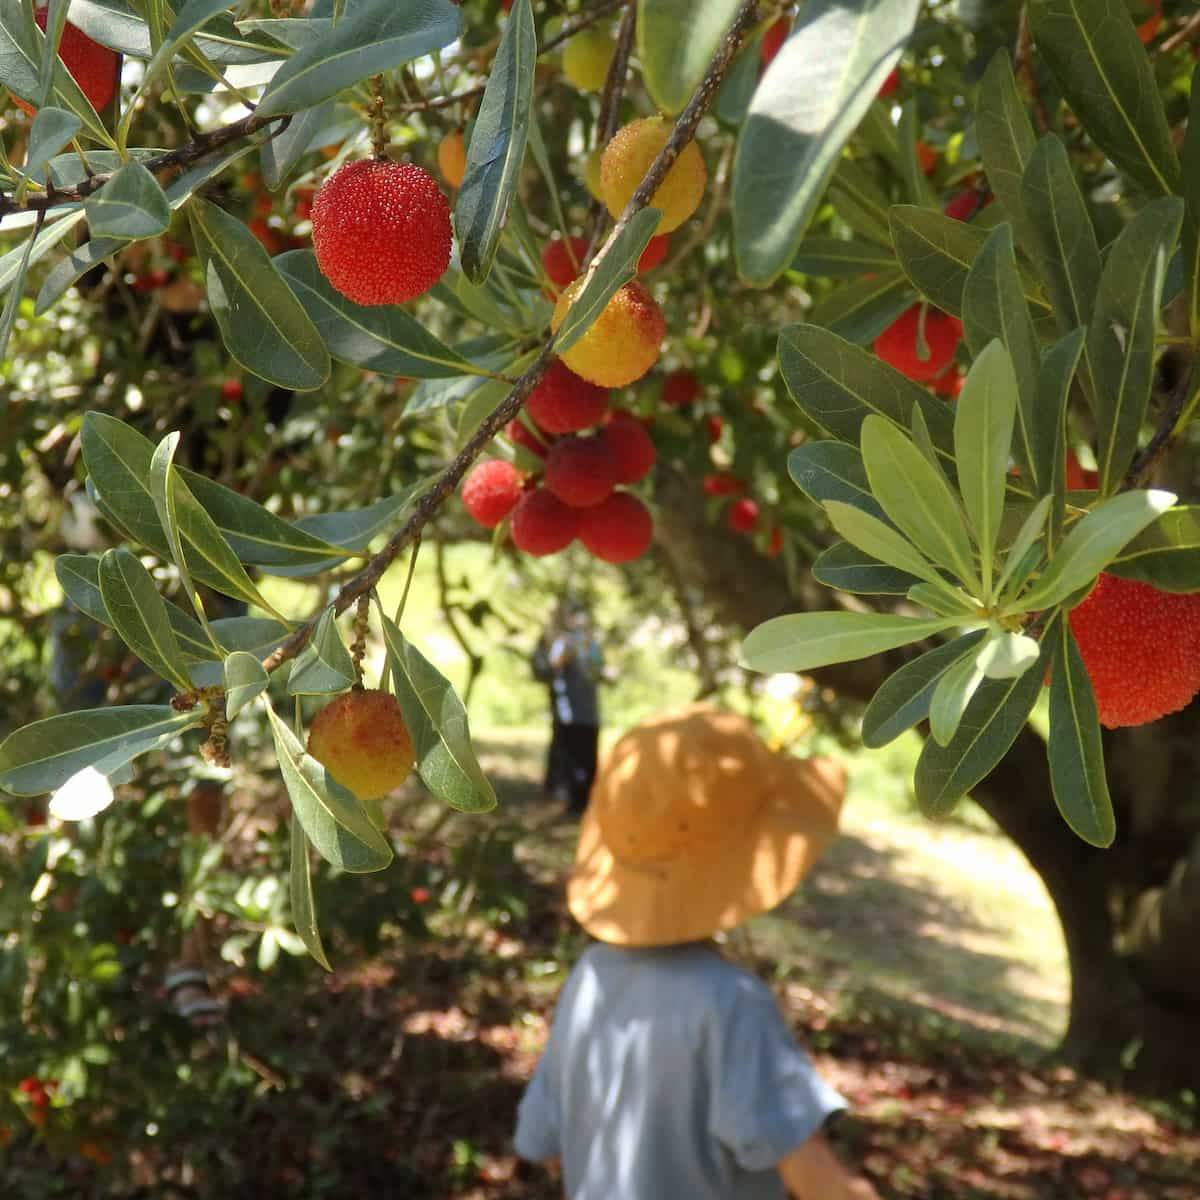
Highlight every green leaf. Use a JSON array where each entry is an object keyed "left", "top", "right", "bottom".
[
  {"left": 732, "top": 0, "right": 921, "bottom": 284},
  {"left": 263, "top": 700, "right": 393, "bottom": 873},
  {"left": 35, "top": 235, "right": 125, "bottom": 315},
  {"left": 275, "top": 249, "right": 471, "bottom": 378},
  {"left": 1108, "top": 507, "right": 1200, "bottom": 591},
  {"left": 138, "top": 0, "right": 236, "bottom": 99},
  {"left": 223, "top": 651, "right": 269, "bottom": 720},
  {"left": 792, "top": 237, "right": 897, "bottom": 278},
  {"left": 928, "top": 645, "right": 987, "bottom": 746},
  {"left": 379, "top": 613, "right": 497, "bottom": 813},
  {"left": 1181, "top": 63, "right": 1200, "bottom": 335},
  {"left": 1087, "top": 196, "right": 1182, "bottom": 493},
  {"left": 805, "top": 270, "right": 915, "bottom": 346},
  {"left": 1038, "top": 328, "right": 1087, "bottom": 540},
  {"left": 778, "top": 324, "right": 956, "bottom": 462},
  {"left": 823, "top": 501, "right": 946, "bottom": 588},
  {"left": 787, "top": 441, "right": 886, "bottom": 521},
  {"left": 0, "top": 225, "right": 36, "bottom": 370},
  {"left": 1047, "top": 617, "right": 1115, "bottom": 846},
  {"left": 638, "top": 0, "right": 739, "bottom": 114},
  {"left": 188, "top": 198, "right": 330, "bottom": 391},
  {"left": 289, "top": 816, "right": 332, "bottom": 971},
  {"left": 292, "top": 489, "right": 419, "bottom": 554},
  {"left": 36, "top": 0, "right": 71, "bottom": 109},
  {"left": 0, "top": 706, "right": 203, "bottom": 797},
  {"left": 0, "top": 210, "right": 87, "bottom": 301},
  {"left": 553, "top": 208, "right": 659, "bottom": 353},
  {"left": 906, "top": 580, "right": 976, "bottom": 617},
  {"left": 188, "top": 617, "right": 290, "bottom": 687},
  {"left": 1016, "top": 488, "right": 1177, "bottom": 611},
  {"left": 953, "top": 340, "right": 1018, "bottom": 596},
  {"left": 740, "top": 611, "right": 958, "bottom": 675},
  {"left": 996, "top": 495, "right": 1051, "bottom": 599},
  {"left": 861, "top": 631, "right": 986, "bottom": 748},
  {"left": 23, "top": 107, "right": 82, "bottom": 180},
  {"left": 286, "top": 608, "right": 356, "bottom": 696},
  {"left": 455, "top": 0, "right": 534, "bottom": 283},
  {"left": 1029, "top": 0, "right": 1179, "bottom": 196},
  {"left": 84, "top": 162, "right": 171, "bottom": 240},
  {"left": 860, "top": 416, "right": 978, "bottom": 591},
  {"left": 261, "top": 100, "right": 334, "bottom": 191},
  {"left": 913, "top": 640, "right": 1048, "bottom": 817},
  {"left": 828, "top": 159, "right": 894, "bottom": 246},
  {"left": 896, "top": 100, "right": 935, "bottom": 209},
  {"left": 975, "top": 52, "right": 1037, "bottom": 246},
  {"left": 97, "top": 548, "right": 193, "bottom": 691},
  {"left": 256, "top": 0, "right": 461, "bottom": 118},
  {"left": 811, "top": 541, "right": 921, "bottom": 595}
]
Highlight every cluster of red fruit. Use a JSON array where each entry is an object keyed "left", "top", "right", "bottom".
[
  {"left": 460, "top": 359, "right": 656, "bottom": 564},
  {"left": 16, "top": 1076, "right": 56, "bottom": 1129}
]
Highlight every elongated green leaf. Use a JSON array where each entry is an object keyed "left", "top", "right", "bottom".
[
  {"left": 732, "top": 0, "right": 920, "bottom": 284},
  {"left": 1108, "top": 507, "right": 1200, "bottom": 592},
  {"left": 35, "top": 234, "right": 125, "bottom": 314},
  {"left": 1181, "top": 64, "right": 1200, "bottom": 336},
  {"left": 188, "top": 198, "right": 329, "bottom": 391},
  {"left": 275, "top": 250, "right": 470, "bottom": 378},
  {"left": 928, "top": 645, "right": 987, "bottom": 746},
  {"left": 787, "top": 441, "right": 886, "bottom": 521},
  {"left": 913, "top": 640, "right": 1048, "bottom": 817},
  {"left": 862, "top": 631, "right": 986, "bottom": 748},
  {"left": 792, "top": 237, "right": 896, "bottom": 278},
  {"left": 36, "top": 0, "right": 71, "bottom": 108},
  {"left": 811, "top": 542, "right": 921, "bottom": 595},
  {"left": 0, "top": 210, "right": 86, "bottom": 302},
  {"left": 379, "top": 613, "right": 496, "bottom": 813},
  {"left": 1029, "top": 0, "right": 1179, "bottom": 196},
  {"left": 828, "top": 158, "right": 894, "bottom": 246},
  {"left": 954, "top": 341, "right": 1018, "bottom": 596},
  {"left": 23, "top": 107, "right": 82, "bottom": 180},
  {"left": 906, "top": 580, "right": 976, "bottom": 618},
  {"left": 976, "top": 52, "right": 1036, "bottom": 245},
  {"left": 778, "top": 324, "right": 956, "bottom": 461},
  {"left": 1087, "top": 197, "right": 1182, "bottom": 493},
  {"left": 261, "top": 100, "right": 334, "bottom": 191},
  {"left": 84, "top": 162, "right": 171, "bottom": 240},
  {"left": 0, "top": 225, "right": 35, "bottom": 370},
  {"left": 0, "top": 706, "right": 203, "bottom": 796},
  {"left": 98, "top": 548, "right": 192, "bottom": 691},
  {"left": 257, "top": 0, "right": 461, "bottom": 118},
  {"left": 1017, "top": 489, "right": 1177, "bottom": 611},
  {"left": 455, "top": 0, "right": 534, "bottom": 282},
  {"left": 638, "top": 0, "right": 739, "bottom": 114},
  {"left": 292, "top": 489, "right": 419, "bottom": 553},
  {"left": 861, "top": 416, "right": 978, "bottom": 590},
  {"left": 264, "top": 700, "right": 393, "bottom": 872},
  {"left": 287, "top": 608, "right": 356, "bottom": 696},
  {"left": 188, "top": 616, "right": 290, "bottom": 687},
  {"left": 823, "top": 500, "right": 945, "bottom": 587},
  {"left": 996, "top": 495, "right": 1051, "bottom": 599},
  {"left": 140, "top": 0, "right": 235, "bottom": 91},
  {"left": 224, "top": 651, "right": 269, "bottom": 720},
  {"left": 1047, "top": 617, "right": 1114, "bottom": 846},
  {"left": 805, "top": 270, "right": 914, "bottom": 345},
  {"left": 289, "top": 816, "right": 332, "bottom": 971},
  {"left": 740, "top": 611, "right": 957, "bottom": 674},
  {"left": 1038, "top": 328, "right": 1087, "bottom": 540}
]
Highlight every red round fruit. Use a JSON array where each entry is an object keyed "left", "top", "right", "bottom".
[
  {"left": 662, "top": 369, "right": 700, "bottom": 408},
  {"left": 510, "top": 487, "right": 580, "bottom": 556},
  {"left": 578, "top": 491, "right": 654, "bottom": 563},
  {"left": 410, "top": 886, "right": 431, "bottom": 904},
  {"left": 543, "top": 435, "right": 619, "bottom": 508},
  {"left": 943, "top": 188, "right": 992, "bottom": 222},
  {"left": 220, "top": 378, "right": 244, "bottom": 402},
  {"left": 507, "top": 418, "right": 551, "bottom": 458},
  {"left": 878, "top": 66, "right": 900, "bottom": 99},
  {"left": 311, "top": 160, "right": 451, "bottom": 306},
  {"left": 599, "top": 411, "right": 656, "bottom": 484},
  {"left": 17, "top": 9, "right": 119, "bottom": 116},
  {"left": 461, "top": 459, "right": 524, "bottom": 528},
  {"left": 705, "top": 414, "right": 724, "bottom": 443},
  {"left": 703, "top": 472, "right": 744, "bottom": 497},
  {"left": 636, "top": 234, "right": 670, "bottom": 274},
  {"left": 727, "top": 497, "right": 759, "bottom": 532},
  {"left": 526, "top": 361, "right": 609, "bottom": 434},
  {"left": 541, "top": 235, "right": 589, "bottom": 288},
  {"left": 760, "top": 16, "right": 791, "bottom": 67},
  {"left": 874, "top": 305, "right": 963, "bottom": 382}
]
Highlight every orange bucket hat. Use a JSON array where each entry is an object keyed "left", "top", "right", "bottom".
[{"left": 567, "top": 704, "right": 845, "bottom": 946}]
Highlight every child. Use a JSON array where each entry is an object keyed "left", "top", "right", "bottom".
[{"left": 514, "top": 704, "right": 882, "bottom": 1200}]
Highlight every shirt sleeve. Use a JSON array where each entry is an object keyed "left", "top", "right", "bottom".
[
  {"left": 513, "top": 1042, "right": 561, "bottom": 1161},
  {"left": 707, "top": 978, "right": 848, "bottom": 1172}
]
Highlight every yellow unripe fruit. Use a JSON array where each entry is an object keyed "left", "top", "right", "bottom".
[
  {"left": 601, "top": 116, "right": 706, "bottom": 233},
  {"left": 583, "top": 147, "right": 605, "bottom": 201},
  {"left": 306, "top": 688, "right": 416, "bottom": 802},
  {"left": 551, "top": 279, "right": 665, "bottom": 388},
  {"left": 562, "top": 27, "right": 615, "bottom": 92},
  {"left": 437, "top": 128, "right": 467, "bottom": 189}
]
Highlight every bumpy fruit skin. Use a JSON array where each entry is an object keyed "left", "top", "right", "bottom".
[
  {"left": 579, "top": 491, "right": 654, "bottom": 563},
  {"left": 510, "top": 488, "right": 580, "bottom": 555},
  {"left": 636, "top": 234, "right": 670, "bottom": 274},
  {"left": 307, "top": 689, "right": 416, "bottom": 802},
  {"left": 311, "top": 160, "right": 451, "bottom": 306},
  {"left": 583, "top": 147, "right": 606, "bottom": 201},
  {"left": 1068, "top": 573, "right": 1200, "bottom": 728},
  {"left": 760, "top": 16, "right": 791, "bottom": 67},
  {"left": 527, "top": 361, "right": 609, "bottom": 434},
  {"left": 599, "top": 412, "right": 656, "bottom": 484},
  {"left": 874, "top": 305, "right": 963, "bottom": 382},
  {"left": 551, "top": 280, "right": 665, "bottom": 387},
  {"left": 542, "top": 235, "right": 589, "bottom": 288},
  {"left": 727, "top": 497, "right": 760, "bottom": 532},
  {"left": 17, "top": 10, "right": 119, "bottom": 115},
  {"left": 507, "top": 418, "right": 551, "bottom": 459},
  {"left": 562, "top": 26, "right": 615, "bottom": 91},
  {"left": 662, "top": 368, "right": 699, "bottom": 408},
  {"left": 601, "top": 117, "right": 707, "bottom": 233},
  {"left": 462, "top": 459, "right": 524, "bottom": 528},
  {"left": 437, "top": 128, "right": 467, "bottom": 188},
  {"left": 544, "top": 435, "right": 618, "bottom": 508}
]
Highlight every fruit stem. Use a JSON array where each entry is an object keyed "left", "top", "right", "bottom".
[{"left": 369, "top": 74, "right": 389, "bottom": 159}]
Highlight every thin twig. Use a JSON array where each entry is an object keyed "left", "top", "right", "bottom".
[
  {"left": 1125, "top": 353, "right": 1196, "bottom": 487},
  {"left": 1159, "top": 8, "right": 1200, "bottom": 55}
]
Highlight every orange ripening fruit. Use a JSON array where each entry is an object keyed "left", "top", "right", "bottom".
[
  {"left": 601, "top": 117, "right": 707, "bottom": 233},
  {"left": 437, "top": 128, "right": 467, "bottom": 188},
  {"left": 582, "top": 146, "right": 606, "bottom": 201},
  {"left": 562, "top": 26, "right": 615, "bottom": 91},
  {"left": 17, "top": 9, "right": 119, "bottom": 116},
  {"left": 307, "top": 689, "right": 416, "bottom": 802},
  {"left": 551, "top": 280, "right": 665, "bottom": 387},
  {"left": 1067, "top": 573, "right": 1200, "bottom": 728},
  {"left": 311, "top": 160, "right": 451, "bottom": 306}
]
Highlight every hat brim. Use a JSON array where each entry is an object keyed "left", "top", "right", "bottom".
[{"left": 567, "top": 755, "right": 844, "bottom": 947}]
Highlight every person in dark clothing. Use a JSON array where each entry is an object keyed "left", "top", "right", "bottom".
[{"left": 533, "top": 604, "right": 603, "bottom": 814}]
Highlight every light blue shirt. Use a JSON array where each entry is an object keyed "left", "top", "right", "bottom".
[{"left": 514, "top": 942, "right": 847, "bottom": 1200}]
